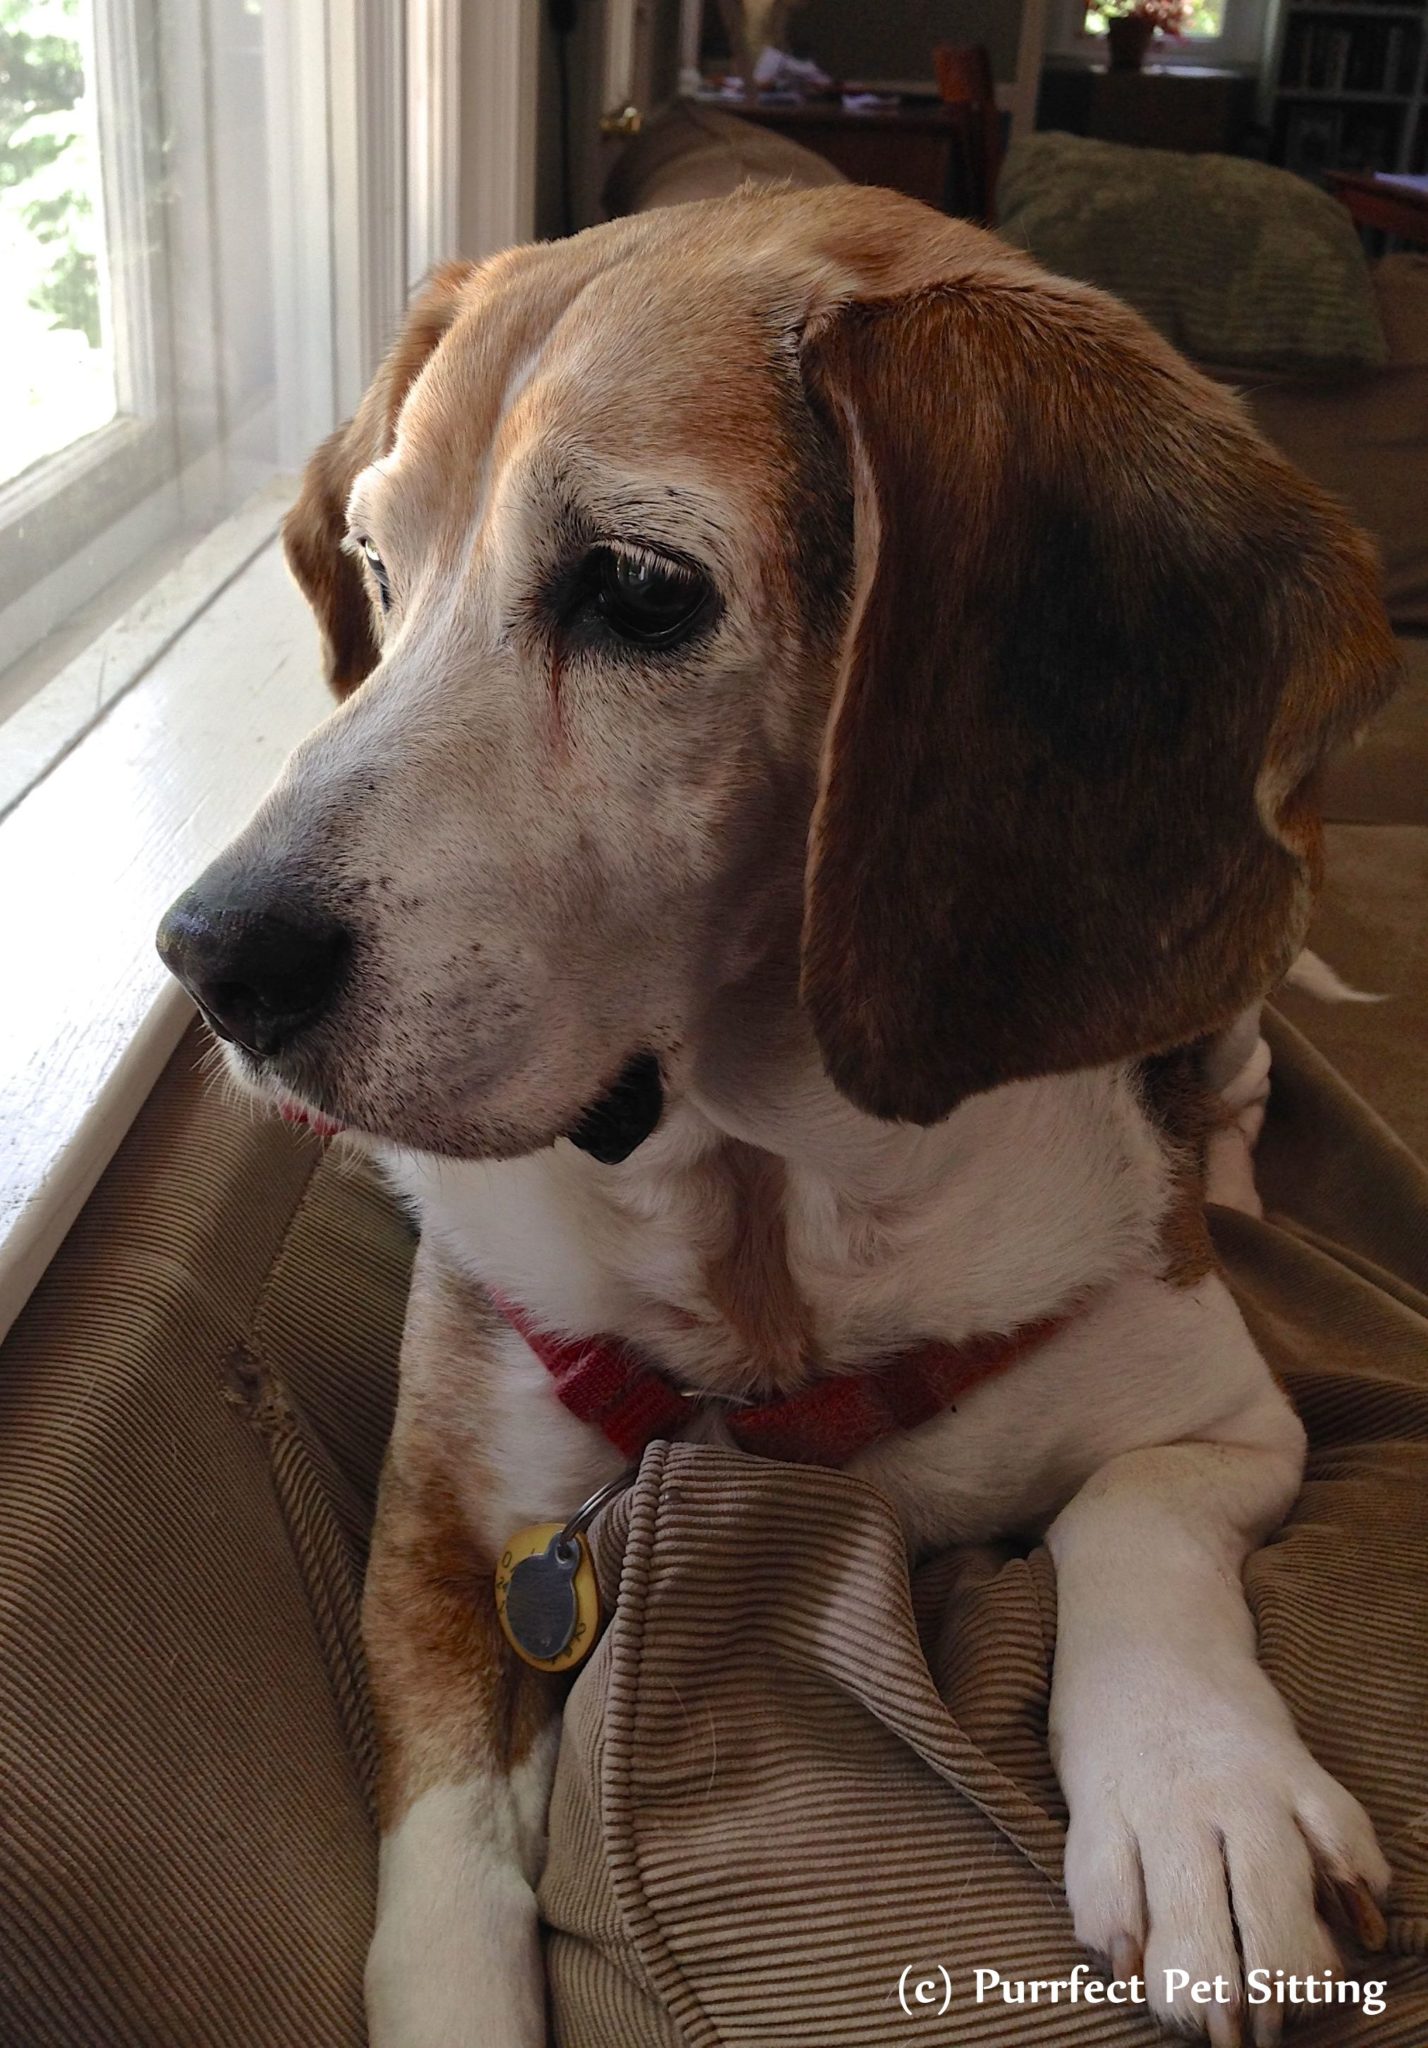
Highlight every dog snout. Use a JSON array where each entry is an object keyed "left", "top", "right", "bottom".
[{"left": 157, "top": 875, "right": 350, "bottom": 1056}]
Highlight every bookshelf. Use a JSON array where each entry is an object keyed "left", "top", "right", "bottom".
[{"left": 1265, "top": 0, "right": 1428, "bottom": 180}]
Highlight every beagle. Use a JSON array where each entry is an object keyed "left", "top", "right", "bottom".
[{"left": 157, "top": 186, "right": 1399, "bottom": 2048}]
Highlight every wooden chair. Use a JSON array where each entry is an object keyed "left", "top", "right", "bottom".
[{"left": 933, "top": 43, "right": 1003, "bottom": 226}]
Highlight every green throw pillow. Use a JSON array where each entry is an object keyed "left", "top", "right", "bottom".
[{"left": 999, "top": 131, "right": 1388, "bottom": 377}]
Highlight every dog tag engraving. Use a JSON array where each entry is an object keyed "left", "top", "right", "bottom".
[{"left": 495, "top": 1523, "right": 601, "bottom": 1673}]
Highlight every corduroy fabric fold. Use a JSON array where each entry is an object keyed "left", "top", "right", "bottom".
[{"left": 542, "top": 1397, "right": 1428, "bottom": 2047}]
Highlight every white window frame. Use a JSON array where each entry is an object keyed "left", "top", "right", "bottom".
[
  {"left": 0, "top": 0, "right": 540, "bottom": 1343},
  {"left": 407, "top": 0, "right": 462, "bottom": 287}
]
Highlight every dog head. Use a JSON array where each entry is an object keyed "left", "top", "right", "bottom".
[{"left": 157, "top": 187, "right": 1397, "bottom": 1159}]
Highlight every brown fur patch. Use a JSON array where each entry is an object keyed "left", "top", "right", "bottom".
[
  {"left": 363, "top": 1252, "right": 553, "bottom": 1832},
  {"left": 1138, "top": 1047, "right": 1217, "bottom": 1288},
  {"left": 282, "top": 260, "right": 477, "bottom": 698},
  {"left": 800, "top": 279, "right": 1399, "bottom": 1124},
  {"left": 365, "top": 1464, "right": 552, "bottom": 1831},
  {"left": 702, "top": 1141, "right": 814, "bottom": 1387}
]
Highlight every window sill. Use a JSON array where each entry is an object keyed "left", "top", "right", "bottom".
[
  {"left": 1042, "top": 51, "right": 1257, "bottom": 77},
  {"left": 0, "top": 497, "right": 332, "bottom": 1342}
]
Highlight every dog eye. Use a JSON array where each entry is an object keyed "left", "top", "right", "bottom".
[
  {"left": 357, "top": 536, "right": 391, "bottom": 611},
  {"left": 591, "top": 546, "right": 710, "bottom": 648}
]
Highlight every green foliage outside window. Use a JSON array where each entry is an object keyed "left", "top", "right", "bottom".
[
  {"left": 2, "top": 0, "right": 99, "bottom": 346},
  {"left": 1, "top": 0, "right": 114, "bottom": 486}
]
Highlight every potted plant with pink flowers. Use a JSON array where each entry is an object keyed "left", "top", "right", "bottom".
[{"left": 1101, "top": 1, "right": 1190, "bottom": 72}]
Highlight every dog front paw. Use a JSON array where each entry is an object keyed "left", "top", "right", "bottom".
[
  {"left": 366, "top": 1786, "right": 546, "bottom": 2048},
  {"left": 1063, "top": 1721, "right": 1389, "bottom": 2046}
]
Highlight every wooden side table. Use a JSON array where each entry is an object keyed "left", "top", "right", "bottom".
[
  {"left": 1038, "top": 63, "right": 1257, "bottom": 155},
  {"left": 716, "top": 100, "right": 981, "bottom": 216},
  {"left": 1326, "top": 172, "right": 1428, "bottom": 250}
]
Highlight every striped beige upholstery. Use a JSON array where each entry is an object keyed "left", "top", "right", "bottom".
[
  {"left": 546, "top": 1416, "right": 1428, "bottom": 2047},
  {"left": 2, "top": 802, "right": 1426, "bottom": 2041},
  {"left": 0, "top": 1038, "right": 404, "bottom": 2047}
]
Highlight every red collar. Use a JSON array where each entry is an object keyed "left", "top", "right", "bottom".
[{"left": 491, "top": 1292, "right": 1073, "bottom": 1467}]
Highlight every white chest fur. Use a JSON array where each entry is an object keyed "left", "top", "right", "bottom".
[
  {"left": 385, "top": 1061, "right": 1171, "bottom": 1392},
  {"left": 367, "top": 1058, "right": 1286, "bottom": 1554}
]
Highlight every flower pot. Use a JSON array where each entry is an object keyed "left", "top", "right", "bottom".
[{"left": 1106, "top": 14, "right": 1157, "bottom": 70}]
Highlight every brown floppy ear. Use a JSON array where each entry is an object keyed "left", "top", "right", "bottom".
[
  {"left": 799, "top": 279, "right": 1398, "bottom": 1124},
  {"left": 282, "top": 260, "right": 475, "bottom": 698}
]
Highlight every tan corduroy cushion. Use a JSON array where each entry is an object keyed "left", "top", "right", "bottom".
[
  {"left": 0, "top": 1037, "right": 406, "bottom": 2047},
  {"left": 545, "top": 1413, "right": 1428, "bottom": 2046}
]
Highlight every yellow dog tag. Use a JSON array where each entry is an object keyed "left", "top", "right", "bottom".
[
  {"left": 495, "top": 1473, "right": 630, "bottom": 1672},
  {"left": 495, "top": 1522, "right": 602, "bottom": 1673}
]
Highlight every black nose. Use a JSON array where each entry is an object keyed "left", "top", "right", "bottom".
[{"left": 156, "top": 882, "right": 349, "bottom": 1055}]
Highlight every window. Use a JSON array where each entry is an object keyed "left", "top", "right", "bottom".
[
  {"left": 0, "top": 0, "right": 412, "bottom": 761},
  {"left": 1050, "top": 0, "right": 1271, "bottom": 68},
  {"left": 1083, "top": 4, "right": 1228, "bottom": 35},
  {"left": 0, "top": 0, "right": 539, "bottom": 1343}
]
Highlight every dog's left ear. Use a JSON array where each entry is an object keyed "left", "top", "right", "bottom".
[
  {"left": 282, "top": 260, "right": 475, "bottom": 698},
  {"left": 798, "top": 279, "right": 1398, "bottom": 1124}
]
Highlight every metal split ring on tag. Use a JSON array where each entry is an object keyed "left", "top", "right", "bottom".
[{"left": 495, "top": 1472, "right": 630, "bottom": 1673}]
